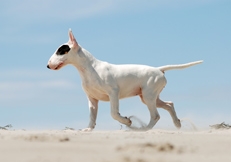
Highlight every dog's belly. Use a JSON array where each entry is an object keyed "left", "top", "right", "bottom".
[
  {"left": 119, "top": 86, "right": 142, "bottom": 99},
  {"left": 84, "top": 86, "right": 142, "bottom": 101}
]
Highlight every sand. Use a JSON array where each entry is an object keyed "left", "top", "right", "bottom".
[{"left": 0, "top": 129, "right": 231, "bottom": 162}]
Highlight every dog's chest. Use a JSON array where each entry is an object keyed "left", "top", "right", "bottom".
[{"left": 82, "top": 83, "right": 110, "bottom": 101}]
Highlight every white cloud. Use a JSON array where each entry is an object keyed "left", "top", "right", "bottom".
[
  {"left": 0, "top": 69, "right": 79, "bottom": 102},
  {"left": 144, "top": 0, "right": 217, "bottom": 8},
  {"left": 0, "top": 80, "right": 78, "bottom": 101},
  {"left": 0, "top": 80, "right": 76, "bottom": 91},
  {"left": 0, "top": 0, "right": 219, "bottom": 44},
  {"left": 1, "top": 0, "right": 115, "bottom": 22},
  {"left": 1, "top": 0, "right": 218, "bottom": 23},
  {"left": 0, "top": 0, "right": 116, "bottom": 44}
]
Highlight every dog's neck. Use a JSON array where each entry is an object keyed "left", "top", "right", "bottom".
[{"left": 71, "top": 46, "right": 101, "bottom": 79}]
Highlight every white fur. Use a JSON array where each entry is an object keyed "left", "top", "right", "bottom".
[{"left": 47, "top": 29, "right": 203, "bottom": 131}]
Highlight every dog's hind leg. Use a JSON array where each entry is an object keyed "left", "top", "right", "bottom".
[
  {"left": 141, "top": 89, "right": 160, "bottom": 130},
  {"left": 145, "top": 99, "right": 160, "bottom": 129},
  {"left": 156, "top": 97, "right": 181, "bottom": 129},
  {"left": 139, "top": 75, "right": 167, "bottom": 130}
]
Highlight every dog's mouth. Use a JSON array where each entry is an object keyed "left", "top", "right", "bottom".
[{"left": 55, "top": 62, "right": 64, "bottom": 70}]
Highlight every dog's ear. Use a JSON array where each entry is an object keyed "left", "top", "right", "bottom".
[{"left": 68, "top": 29, "right": 79, "bottom": 49}]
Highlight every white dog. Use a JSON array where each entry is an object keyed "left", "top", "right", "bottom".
[{"left": 47, "top": 29, "right": 203, "bottom": 131}]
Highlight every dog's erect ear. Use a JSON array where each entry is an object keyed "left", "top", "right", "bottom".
[{"left": 68, "top": 29, "right": 79, "bottom": 49}]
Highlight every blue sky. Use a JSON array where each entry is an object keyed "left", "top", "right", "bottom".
[{"left": 1, "top": 0, "right": 231, "bottom": 130}]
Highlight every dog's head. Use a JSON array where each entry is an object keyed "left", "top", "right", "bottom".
[{"left": 47, "top": 29, "right": 79, "bottom": 70}]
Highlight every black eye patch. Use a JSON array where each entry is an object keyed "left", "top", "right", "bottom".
[{"left": 56, "top": 45, "right": 70, "bottom": 55}]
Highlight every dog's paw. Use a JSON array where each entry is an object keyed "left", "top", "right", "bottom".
[
  {"left": 80, "top": 128, "right": 93, "bottom": 132},
  {"left": 174, "top": 119, "right": 181, "bottom": 129},
  {"left": 124, "top": 116, "right": 132, "bottom": 126}
]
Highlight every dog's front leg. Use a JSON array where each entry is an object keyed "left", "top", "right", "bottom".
[
  {"left": 81, "top": 97, "right": 98, "bottom": 132},
  {"left": 109, "top": 90, "right": 132, "bottom": 126}
]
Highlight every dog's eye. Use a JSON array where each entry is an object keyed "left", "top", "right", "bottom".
[{"left": 56, "top": 45, "right": 70, "bottom": 55}]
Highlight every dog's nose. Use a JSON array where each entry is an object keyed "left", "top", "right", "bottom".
[{"left": 47, "top": 65, "right": 50, "bottom": 69}]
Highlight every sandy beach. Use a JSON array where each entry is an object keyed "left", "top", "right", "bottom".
[{"left": 0, "top": 129, "right": 231, "bottom": 162}]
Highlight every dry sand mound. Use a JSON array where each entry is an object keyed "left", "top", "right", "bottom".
[{"left": 0, "top": 129, "right": 231, "bottom": 162}]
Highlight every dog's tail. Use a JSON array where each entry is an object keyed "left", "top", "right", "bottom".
[{"left": 158, "top": 60, "right": 203, "bottom": 72}]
